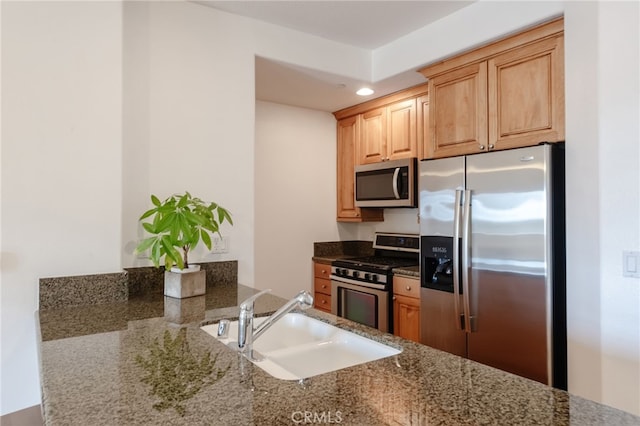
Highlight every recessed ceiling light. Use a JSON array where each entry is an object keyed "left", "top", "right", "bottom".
[{"left": 356, "top": 87, "right": 374, "bottom": 96}]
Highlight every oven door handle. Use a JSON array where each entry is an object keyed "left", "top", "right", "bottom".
[{"left": 330, "top": 275, "right": 387, "bottom": 290}]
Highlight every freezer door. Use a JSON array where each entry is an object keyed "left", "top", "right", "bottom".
[
  {"left": 419, "top": 157, "right": 465, "bottom": 237},
  {"left": 464, "top": 145, "right": 553, "bottom": 385}
]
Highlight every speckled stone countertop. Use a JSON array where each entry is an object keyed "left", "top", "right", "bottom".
[
  {"left": 37, "top": 285, "right": 639, "bottom": 426},
  {"left": 392, "top": 265, "right": 420, "bottom": 278}
]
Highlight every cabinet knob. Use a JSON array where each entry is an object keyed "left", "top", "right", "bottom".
[
  {"left": 479, "top": 145, "right": 485, "bottom": 150},
  {"left": 321, "top": 284, "right": 327, "bottom": 289},
  {"left": 321, "top": 269, "right": 327, "bottom": 275},
  {"left": 406, "top": 285, "right": 412, "bottom": 291},
  {"left": 321, "top": 299, "right": 327, "bottom": 304},
  {"left": 488, "top": 144, "right": 495, "bottom": 150}
]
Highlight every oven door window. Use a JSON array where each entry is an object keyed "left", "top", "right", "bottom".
[{"left": 342, "top": 287, "right": 377, "bottom": 329}]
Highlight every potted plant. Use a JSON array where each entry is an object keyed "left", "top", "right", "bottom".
[{"left": 135, "top": 191, "right": 233, "bottom": 298}]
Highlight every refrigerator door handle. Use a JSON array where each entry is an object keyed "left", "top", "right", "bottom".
[
  {"left": 453, "top": 189, "right": 464, "bottom": 331},
  {"left": 461, "top": 189, "right": 474, "bottom": 333}
]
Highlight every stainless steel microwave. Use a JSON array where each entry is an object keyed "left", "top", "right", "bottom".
[{"left": 354, "top": 158, "right": 417, "bottom": 208}]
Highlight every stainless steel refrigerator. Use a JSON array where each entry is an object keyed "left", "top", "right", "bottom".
[{"left": 419, "top": 143, "right": 566, "bottom": 389}]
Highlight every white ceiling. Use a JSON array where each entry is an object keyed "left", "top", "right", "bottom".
[{"left": 195, "top": 1, "right": 475, "bottom": 112}]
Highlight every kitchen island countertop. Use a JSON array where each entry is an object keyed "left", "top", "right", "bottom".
[{"left": 38, "top": 284, "right": 639, "bottom": 425}]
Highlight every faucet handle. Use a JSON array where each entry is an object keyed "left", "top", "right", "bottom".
[{"left": 239, "top": 288, "right": 272, "bottom": 311}]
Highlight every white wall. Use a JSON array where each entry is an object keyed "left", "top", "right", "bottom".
[
  {"left": 565, "top": 1, "right": 640, "bottom": 414},
  {"left": 1, "top": 1, "right": 123, "bottom": 414},
  {"left": 122, "top": 2, "right": 256, "bottom": 283},
  {"left": 254, "top": 101, "right": 339, "bottom": 298}
]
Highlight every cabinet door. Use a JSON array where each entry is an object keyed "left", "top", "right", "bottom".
[
  {"left": 416, "top": 95, "right": 429, "bottom": 160},
  {"left": 336, "top": 116, "right": 384, "bottom": 222},
  {"left": 359, "top": 107, "right": 387, "bottom": 164},
  {"left": 488, "top": 36, "right": 564, "bottom": 149},
  {"left": 393, "top": 294, "right": 420, "bottom": 343},
  {"left": 387, "top": 99, "right": 417, "bottom": 161},
  {"left": 428, "top": 62, "right": 488, "bottom": 158}
]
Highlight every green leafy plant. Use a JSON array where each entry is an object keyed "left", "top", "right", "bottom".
[{"left": 135, "top": 191, "right": 233, "bottom": 270}]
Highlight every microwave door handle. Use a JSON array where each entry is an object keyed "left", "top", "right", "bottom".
[{"left": 392, "top": 167, "right": 401, "bottom": 199}]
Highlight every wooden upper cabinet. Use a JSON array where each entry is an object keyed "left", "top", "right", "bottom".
[
  {"left": 336, "top": 115, "right": 383, "bottom": 222},
  {"left": 359, "top": 99, "right": 417, "bottom": 164},
  {"left": 387, "top": 99, "right": 417, "bottom": 161},
  {"left": 488, "top": 35, "right": 565, "bottom": 149},
  {"left": 360, "top": 107, "right": 387, "bottom": 164},
  {"left": 333, "top": 83, "right": 427, "bottom": 222},
  {"left": 427, "top": 62, "right": 488, "bottom": 158},
  {"left": 336, "top": 116, "right": 359, "bottom": 220},
  {"left": 419, "top": 18, "right": 564, "bottom": 159},
  {"left": 416, "top": 95, "right": 429, "bottom": 160}
]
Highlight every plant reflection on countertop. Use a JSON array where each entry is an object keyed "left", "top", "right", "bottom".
[{"left": 135, "top": 327, "right": 230, "bottom": 416}]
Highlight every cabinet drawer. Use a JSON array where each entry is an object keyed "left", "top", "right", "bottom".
[
  {"left": 314, "top": 292, "right": 332, "bottom": 312},
  {"left": 314, "top": 262, "right": 331, "bottom": 279},
  {"left": 393, "top": 276, "right": 420, "bottom": 299},
  {"left": 314, "top": 277, "right": 332, "bottom": 296}
]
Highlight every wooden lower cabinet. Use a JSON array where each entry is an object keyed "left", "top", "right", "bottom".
[
  {"left": 313, "top": 262, "right": 332, "bottom": 313},
  {"left": 393, "top": 275, "right": 420, "bottom": 343}
]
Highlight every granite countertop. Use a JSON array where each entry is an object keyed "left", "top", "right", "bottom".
[{"left": 38, "top": 284, "right": 640, "bottom": 426}]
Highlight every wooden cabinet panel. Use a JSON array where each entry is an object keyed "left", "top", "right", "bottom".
[
  {"left": 387, "top": 99, "right": 417, "bottom": 160},
  {"left": 428, "top": 62, "right": 488, "bottom": 158},
  {"left": 393, "top": 294, "right": 420, "bottom": 343},
  {"left": 488, "top": 36, "right": 564, "bottom": 149},
  {"left": 360, "top": 107, "right": 387, "bottom": 164},
  {"left": 313, "top": 262, "right": 333, "bottom": 312},
  {"left": 420, "top": 18, "right": 564, "bottom": 159},
  {"left": 313, "top": 262, "right": 331, "bottom": 281},
  {"left": 314, "top": 277, "right": 331, "bottom": 296},
  {"left": 314, "top": 291, "right": 332, "bottom": 313},
  {"left": 393, "top": 275, "right": 420, "bottom": 343},
  {"left": 336, "top": 116, "right": 358, "bottom": 219},
  {"left": 417, "top": 95, "right": 429, "bottom": 160},
  {"left": 393, "top": 276, "right": 420, "bottom": 298},
  {"left": 336, "top": 116, "right": 384, "bottom": 222}
]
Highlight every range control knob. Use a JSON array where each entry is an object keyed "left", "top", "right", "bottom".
[
  {"left": 364, "top": 273, "right": 371, "bottom": 281},
  {"left": 371, "top": 275, "right": 378, "bottom": 283},
  {"left": 352, "top": 271, "right": 360, "bottom": 279}
]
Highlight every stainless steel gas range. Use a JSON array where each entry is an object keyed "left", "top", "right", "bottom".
[{"left": 330, "top": 233, "right": 419, "bottom": 333}]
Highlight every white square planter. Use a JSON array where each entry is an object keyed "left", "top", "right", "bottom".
[{"left": 164, "top": 269, "right": 206, "bottom": 299}]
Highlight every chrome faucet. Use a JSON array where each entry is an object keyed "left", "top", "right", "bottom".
[{"left": 237, "top": 289, "right": 314, "bottom": 359}]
